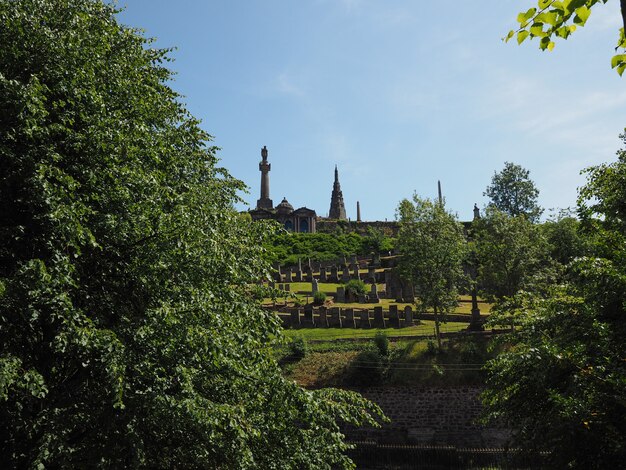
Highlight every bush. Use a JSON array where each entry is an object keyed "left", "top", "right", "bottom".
[
  {"left": 344, "top": 279, "right": 366, "bottom": 297},
  {"left": 346, "top": 350, "right": 385, "bottom": 387},
  {"left": 313, "top": 291, "right": 327, "bottom": 305},
  {"left": 289, "top": 335, "right": 308, "bottom": 359},
  {"left": 427, "top": 339, "right": 439, "bottom": 355},
  {"left": 373, "top": 331, "right": 389, "bottom": 356}
]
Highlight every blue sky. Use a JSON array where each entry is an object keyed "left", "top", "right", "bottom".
[{"left": 118, "top": 1, "right": 625, "bottom": 221}]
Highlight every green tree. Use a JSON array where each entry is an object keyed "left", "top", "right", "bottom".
[
  {"left": 541, "top": 209, "right": 595, "bottom": 267},
  {"left": 0, "top": 1, "right": 382, "bottom": 467},
  {"left": 506, "top": 0, "right": 626, "bottom": 75},
  {"left": 474, "top": 207, "right": 551, "bottom": 304},
  {"left": 396, "top": 196, "right": 467, "bottom": 349},
  {"left": 482, "top": 133, "right": 626, "bottom": 467},
  {"left": 484, "top": 162, "right": 542, "bottom": 221}
]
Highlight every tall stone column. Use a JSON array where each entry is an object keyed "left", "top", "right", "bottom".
[{"left": 256, "top": 146, "right": 273, "bottom": 210}]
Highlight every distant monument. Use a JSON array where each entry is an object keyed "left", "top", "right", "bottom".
[
  {"left": 249, "top": 146, "right": 317, "bottom": 232},
  {"left": 328, "top": 165, "right": 347, "bottom": 220},
  {"left": 257, "top": 146, "right": 273, "bottom": 210},
  {"left": 473, "top": 203, "right": 480, "bottom": 220}
]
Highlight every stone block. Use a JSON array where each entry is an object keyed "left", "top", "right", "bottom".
[
  {"left": 343, "top": 308, "right": 356, "bottom": 328},
  {"left": 403, "top": 306, "right": 414, "bottom": 327},
  {"left": 336, "top": 286, "right": 346, "bottom": 303},
  {"left": 388, "top": 305, "right": 400, "bottom": 328},
  {"left": 373, "top": 306, "right": 385, "bottom": 328}
]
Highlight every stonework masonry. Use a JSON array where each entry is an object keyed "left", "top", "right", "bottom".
[{"left": 343, "top": 386, "right": 511, "bottom": 448}]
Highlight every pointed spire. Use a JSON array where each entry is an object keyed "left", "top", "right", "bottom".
[
  {"left": 437, "top": 180, "right": 443, "bottom": 205},
  {"left": 329, "top": 165, "right": 347, "bottom": 220}
]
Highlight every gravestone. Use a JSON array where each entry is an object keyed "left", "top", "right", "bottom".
[
  {"left": 312, "top": 278, "right": 319, "bottom": 295},
  {"left": 329, "top": 266, "right": 339, "bottom": 282},
  {"left": 302, "top": 305, "right": 314, "bottom": 327},
  {"left": 318, "top": 307, "right": 329, "bottom": 328},
  {"left": 342, "top": 266, "right": 351, "bottom": 282},
  {"left": 336, "top": 286, "right": 346, "bottom": 303},
  {"left": 352, "top": 265, "right": 360, "bottom": 280},
  {"left": 290, "top": 308, "right": 301, "bottom": 328},
  {"left": 359, "top": 309, "right": 371, "bottom": 328},
  {"left": 284, "top": 268, "right": 292, "bottom": 283},
  {"left": 402, "top": 280, "right": 414, "bottom": 303},
  {"left": 373, "top": 306, "right": 385, "bottom": 328},
  {"left": 304, "top": 270, "right": 312, "bottom": 282},
  {"left": 403, "top": 305, "right": 414, "bottom": 327},
  {"left": 358, "top": 293, "right": 366, "bottom": 304},
  {"left": 328, "top": 307, "right": 342, "bottom": 328},
  {"left": 350, "top": 254, "right": 358, "bottom": 265},
  {"left": 275, "top": 265, "right": 283, "bottom": 282},
  {"left": 278, "top": 283, "right": 284, "bottom": 291},
  {"left": 388, "top": 305, "right": 400, "bottom": 328},
  {"left": 343, "top": 308, "right": 356, "bottom": 328},
  {"left": 294, "top": 269, "right": 303, "bottom": 282},
  {"left": 369, "top": 283, "right": 380, "bottom": 303},
  {"left": 319, "top": 267, "right": 327, "bottom": 282},
  {"left": 284, "top": 284, "right": 290, "bottom": 292},
  {"left": 367, "top": 267, "right": 376, "bottom": 284}
]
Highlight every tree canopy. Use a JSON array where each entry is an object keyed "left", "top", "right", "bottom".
[
  {"left": 482, "top": 132, "right": 626, "bottom": 467},
  {"left": 507, "top": 0, "right": 626, "bottom": 75},
  {"left": 0, "top": 0, "right": 381, "bottom": 467},
  {"left": 396, "top": 196, "right": 467, "bottom": 348},
  {"left": 484, "top": 162, "right": 542, "bottom": 221}
]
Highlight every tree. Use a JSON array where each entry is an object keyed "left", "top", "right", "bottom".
[
  {"left": 484, "top": 162, "right": 542, "bottom": 221},
  {"left": 474, "top": 207, "right": 551, "bottom": 304},
  {"left": 507, "top": 0, "right": 626, "bottom": 75},
  {"left": 482, "top": 132, "right": 626, "bottom": 467},
  {"left": 396, "top": 196, "right": 467, "bottom": 349},
  {"left": 541, "top": 209, "right": 595, "bottom": 267},
  {"left": 0, "top": 1, "right": 382, "bottom": 467}
]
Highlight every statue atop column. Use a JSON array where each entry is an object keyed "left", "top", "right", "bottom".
[{"left": 256, "top": 146, "right": 273, "bottom": 210}]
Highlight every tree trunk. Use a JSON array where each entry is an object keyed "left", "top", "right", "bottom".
[{"left": 433, "top": 305, "right": 442, "bottom": 350}]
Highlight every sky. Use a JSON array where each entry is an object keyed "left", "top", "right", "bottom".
[{"left": 117, "top": 1, "right": 625, "bottom": 222}]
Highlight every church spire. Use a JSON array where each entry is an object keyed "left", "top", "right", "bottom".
[{"left": 328, "top": 165, "right": 347, "bottom": 220}]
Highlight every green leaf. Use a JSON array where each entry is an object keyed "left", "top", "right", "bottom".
[
  {"left": 574, "top": 5, "right": 590, "bottom": 25},
  {"left": 530, "top": 23, "right": 547, "bottom": 37},
  {"left": 610, "top": 54, "right": 626, "bottom": 68},
  {"left": 517, "top": 30, "right": 530, "bottom": 45}
]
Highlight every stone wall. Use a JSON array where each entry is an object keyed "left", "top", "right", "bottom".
[{"left": 343, "top": 386, "right": 510, "bottom": 448}]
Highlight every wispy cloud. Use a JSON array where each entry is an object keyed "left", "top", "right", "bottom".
[{"left": 274, "top": 72, "right": 306, "bottom": 97}]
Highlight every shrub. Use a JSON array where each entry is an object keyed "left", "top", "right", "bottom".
[
  {"left": 427, "top": 339, "right": 439, "bottom": 355},
  {"left": 346, "top": 350, "right": 384, "bottom": 387},
  {"left": 344, "top": 279, "right": 366, "bottom": 297},
  {"left": 373, "top": 331, "right": 389, "bottom": 356},
  {"left": 313, "top": 291, "right": 327, "bottom": 305},
  {"left": 289, "top": 335, "right": 308, "bottom": 359}
]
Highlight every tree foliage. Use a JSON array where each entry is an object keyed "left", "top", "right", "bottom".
[
  {"left": 474, "top": 207, "right": 551, "bottom": 303},
  {"left": 396, "top": 196, "right": 467, "bottom": 348},
  {"left": 482, "top": 132, "right": 626, "bottom": 467},
  {"left": 484, "top": 162, "right": 542, "bottom": 221},
  {"left": 506, "top": 0, "right": 626, "bottom": 75},
  {"left": 0, "top": 1, "right": 382, "bottom": 467}
]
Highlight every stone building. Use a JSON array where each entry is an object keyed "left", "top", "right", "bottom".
[{"left": 248, "top": 146, "right": 318, "bottom": 233}]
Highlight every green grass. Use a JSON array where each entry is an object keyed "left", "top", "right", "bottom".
[
  {"left": 282, "top": 321, "right": 468, "bottom": 341},
  {"left": 280, "top": 336, "right": 494, "bottom": 388}
]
